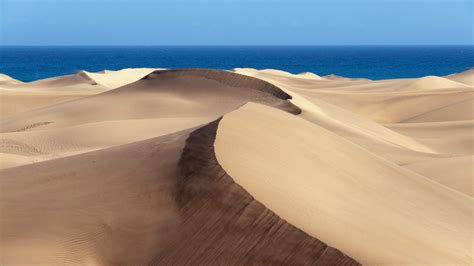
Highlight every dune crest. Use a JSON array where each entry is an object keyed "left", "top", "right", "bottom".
[
  {"left": 1, "top": 68, "right": 472, "bottom": 265},
  {"left": 0, "top": 118, "right": 359, "bottom": 265},
  {"left": 215, "top": 102, "right": 473, "bottom": 265}
]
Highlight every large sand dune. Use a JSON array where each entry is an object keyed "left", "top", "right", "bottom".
[{"left": 1, "top": 68, "right": 472, "bottom": 265}]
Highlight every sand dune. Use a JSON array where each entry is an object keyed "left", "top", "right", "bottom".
[
  {"left": 0, "top": 68, "right": 162, "bottom": 119},
  {"left": 234, "top": 68, "right": 323, "bottom": 80},
  {"left": 0, "top": 70, "right": 355, "bottom": 264},
  {"left": 0, "top": 69, "right": 298, "bottom": 133},
  {"left": 0, "top": 74, "right": 21, "bottom": 85},
  {"left": 235, "top": 68, "right": 473, "bottom": 123},
  {"left": 322, "top": 74, "right": 371, "bottom": 82},
  {"left": 81, "top": 68, "right": 159, "bottom": 89},
  {"left": 237, "top": 72, "right": 443, "bottom": 163},
  {"left": 286, "top": 85, "right": 473, "bottom": 123},
  {"left": 215, "top": 103, "right": 472, "bottom": 265},
  {"left": 405, "top": 75, "right": 470, "bottom": 91},
  {"left": 446, "top": 68, "right": 474, "bottom": 85},
  {"left": 0, "top": 90, "right": 97, "bottom": 119},
  {"left": 0, "top": 68, "right": 472, "bottom": 265}
]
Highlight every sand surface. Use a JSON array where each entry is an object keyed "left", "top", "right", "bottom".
[{"left": 0, "top": 68, "right": 472, "bottom": 265}]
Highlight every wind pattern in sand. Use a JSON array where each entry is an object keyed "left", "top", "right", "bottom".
[{"left": 0, "top": 68, "right": 473, "bottom": 265}]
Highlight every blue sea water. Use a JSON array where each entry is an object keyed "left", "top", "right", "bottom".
[{"left": 0, "top": 46, "right": 473, "bottom": 82}]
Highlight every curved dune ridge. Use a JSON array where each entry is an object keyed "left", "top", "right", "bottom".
[
  {"left": 0, "top": 120, "right": 357, "bottom": 265},
  {"left": 214, "top": 102, "right": 472, "bottom": 265},
  {"left": 1, "top": 68, "right": 473, "bottom": 265}
]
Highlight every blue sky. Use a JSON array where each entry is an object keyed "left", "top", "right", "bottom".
[{"left": 0, "top": 0, "right": 472, "bottom": 45}]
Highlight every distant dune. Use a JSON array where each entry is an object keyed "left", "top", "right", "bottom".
[
  {"left": 445, "top": 68, "right": 474, "bottom": 85},
  {"left": 1, "top": 68, "right": 473, "bottom": 265}
]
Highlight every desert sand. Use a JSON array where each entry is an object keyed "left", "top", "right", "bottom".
[{"left": 0, "top": 68, "right": 473, "bottom": 265}]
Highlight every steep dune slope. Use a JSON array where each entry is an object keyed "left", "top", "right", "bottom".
[
  {"left": 0, "top": 120, "right": 358, "bottom": 265},
  {"left": 215, "top": 103, "right": 473, "bottom": 265}
]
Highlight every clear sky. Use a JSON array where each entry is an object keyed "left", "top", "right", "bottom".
[{"left": 0, "top": 0, "right": 472, "bottom": 45}]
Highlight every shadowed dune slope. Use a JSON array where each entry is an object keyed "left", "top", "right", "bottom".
[{"left": 0, "top": 120, "right": 358, "bottom": 265}]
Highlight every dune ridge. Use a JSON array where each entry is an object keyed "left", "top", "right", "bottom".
[
  {"left": 1, "top": 68, "right": 473, "bottom": 265},
  {"left": 215, "top": 103, "right": 473, "bottom": 265},
  {"left": 156, "top": 118, "right": 358, "bottom": 264},
  {"left": 0, "top": 118, "right": 359, "bottom": 265},
  {"left": 143, "top": 68, "right": 298, "bottom": 103}
]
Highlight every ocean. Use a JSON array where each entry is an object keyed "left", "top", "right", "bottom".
[{"left": 1, "top": 46, "right": 473, "bottom": 82}]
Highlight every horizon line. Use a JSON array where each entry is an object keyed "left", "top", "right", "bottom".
[{"left": 1, "top": 44, "right": 473, "bottom": 47}]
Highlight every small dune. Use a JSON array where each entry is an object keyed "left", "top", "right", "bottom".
[
  {"left": 406, "top": 75, "right": 471, "bottom": 91},
  {"left": 81, "top": 68, "right": 159, "bottom": 89},
  {"left": 0, "top": 74, "right": 22, "bottom": 85},
  {"left": 445, "top": 68, "right": 474, "bottom": 85}
]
